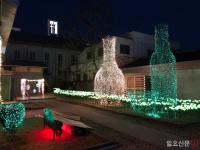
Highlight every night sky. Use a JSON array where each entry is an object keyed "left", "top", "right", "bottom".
[{"left": 13, "top": 0, "right": 200, "bottom": 50}]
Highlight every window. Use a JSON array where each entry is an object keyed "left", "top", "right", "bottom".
[
  {"left": 93, "top": 72, "right": 96, "bottom": 79},
  {"left": 24, "top": 48, "right": 29, "bottom": 60},
  {"left": 83, "top": 74, "right": 87, "bottom": 81},
  {"left": 44, "top": 53, "right": 49, "bottom": 65},
  {"left": 30, "top": 52, "right": 35, "bottom": 61},
  {"left": 48, "top": 20, "right": 58, "bottom": 35},
  {"left": 14, "top": 50, "right": 20, "bottom": 60},
  {"left": 127, "top": 77, "right": 135, "bottom": 89},
  {"left": 126, "top": 76, "right": 145, "bottom": 90},
  {"left": 58, "top": 54, "right": 62, "bottom": 68},
  {"left": 145, "top": 76, "right": 151, "bottom": 91},
  {"left": 98, "top": 48, "right": 103, "bottom": 57},
  {"left": 87, "top": 52, "right": 92, "bottom": 59},
  {"left": 71, "top": 55, "right": 76, "bottom": 65},
  {"left": 76, "top": 74, "right": 81, "bottom": 81},
  {"left": 120, "top": 44, "right": 130, "bottom": 54}
]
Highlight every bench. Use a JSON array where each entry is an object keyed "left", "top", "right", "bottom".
[
  {"left": 43, "top": 108, "right": 93, "bottom": 138},
  {"left": 53, "top": 112, "right": 92, "bottom": 136},
  {"left": 43, "top": 108, "right": 63, "bottom": 140}
]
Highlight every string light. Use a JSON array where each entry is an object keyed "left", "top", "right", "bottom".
[
  {"left": 54, "top": 87, "right": 200, "bottom": 120},
  {"left": 54, "top": 88, "right": 200, "bottom": 112},
  {"left": 0, "top": 103, "right": 25, "bottom": 131},
  {"left": 94, "top": 36, "right": 126, "bottom": 104},
  {"left": 44, "top": 108, "right": 54, "bottom": 122},
  {"left": 150, "top": 24, "right": 177, "bottom": 103},
  {"left": 21, "top": 79, "right": 45, "bottom": 97}
]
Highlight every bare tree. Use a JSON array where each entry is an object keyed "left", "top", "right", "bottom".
[{"left": 64, "top": 0, "right": 113, "bottom": 71}]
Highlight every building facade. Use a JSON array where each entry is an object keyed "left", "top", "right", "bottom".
[
  {"left": 69, "top": 31, "right": 179, "bottom": 91},
  {"left": 5, "top": 31, "right": 80, "bottom": 90}
]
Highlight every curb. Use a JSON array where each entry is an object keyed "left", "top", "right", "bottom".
[{"left": 84, "top": 141, "right": 120, "bottom": 150}]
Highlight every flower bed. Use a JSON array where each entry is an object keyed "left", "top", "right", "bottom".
[{"left": 54, "top": 88, "right": 200, "bottom": 123}]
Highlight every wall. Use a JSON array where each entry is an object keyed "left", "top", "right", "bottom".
[
  {"left": 176, "top": 60, "right": 200, "bottom": 99},
  {"left": 123, "top": 60, "right": 200, "bottom": 99},
  {"left": 1, "top": 75, "right": 12, "bottom": 101}
]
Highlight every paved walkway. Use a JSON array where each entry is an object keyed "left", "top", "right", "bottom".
[{"left": 37, "top": 98, "right": 187, "bottom": 149}]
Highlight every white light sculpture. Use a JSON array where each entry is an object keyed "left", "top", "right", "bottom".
[
  {"left": 94, "top": 36, "right": 126, "bottom": 100},
  {"left": 21, "top": 79, "right": 26, "bottom": 97},
  {"left": 21, "top": 79, "right": 45, "bottom": 97},
  {"left": 0, "top": 36, "right": 2, "bottom": 102}
]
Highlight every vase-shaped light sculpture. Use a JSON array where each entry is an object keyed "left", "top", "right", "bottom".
[
  {"left": 94, "top": 36, "right": 126, "bottom": 100},
  {"left": 150, "top": 24, "right": 177, "bottom": 102}
]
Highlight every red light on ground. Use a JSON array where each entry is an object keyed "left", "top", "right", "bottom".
[
  {"left": 62, "top": 124, "right": 72, "bottom": 136},
  {"left": 27, "top": 124, "right": 73, "bottom": 142}
]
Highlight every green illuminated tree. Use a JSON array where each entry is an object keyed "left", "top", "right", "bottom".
[{"left": 150, "top": 24, "right": 177, "bottom": 102}]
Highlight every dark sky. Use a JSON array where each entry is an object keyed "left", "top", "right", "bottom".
[{"left": 13, "top": 0, "right": 200, "bottom": 50}]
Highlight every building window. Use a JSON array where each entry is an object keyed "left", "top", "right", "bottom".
[
  {"left": 87, "top": 52, "right": 92, "bottom": 59},
  {"left": 30, "top": 52, "right": 35, "bottom": 61},
  {"left": 145, "top": 76, "right": 151, "bottom": 91},
  {"left": 58, "top": 54, "right": 62, "bottom": 68},
  {"left": 120, "top": 44, "right": 130, "bottom": 54},
  {"left": 44, "top": 53, "right": 49, "bottom": 66},
  {"left": 126, "top": 75, "right": 145, "bottom": 90},
  {"left": 71, "top": 55, "right": 76, "bottom": 65},
  {"left": 127, "top": 76, "right": 135, "bottom": 89},
  {"left": 83, "top": 74, "right": 87, "bottom": 81},
  {"left": 98, "top": 48, "right": 103, "bottom": 57},
  {"left": 76, "top": 74, "right": 81, "bottom": 81},
  {"left": 14, "top": 50, "right": 20, "bottom": 60},
  {"left": 48, "top": 20, "right": 58, "bottom": 35},
  {"left": 93, "top": 72, "right": 96, "bottom": 79},
  {"left": 24, "top": 48, "right": 29, "bottom": 60}
]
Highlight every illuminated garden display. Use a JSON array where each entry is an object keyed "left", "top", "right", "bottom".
[
  {"left": 54, "top": 26, "right": 200, "bottom": 122},
  {"left": 94, "top": 36, "right": 126, "bottom": 104},
  {"left": 0, "top": 103, "right": 25, "bottom": 131}
]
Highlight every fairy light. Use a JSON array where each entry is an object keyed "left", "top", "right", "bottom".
[
  {"left": 21, "top": 79, "right": 45, "bottom": 97},
  {"left": 54, "top": 88, "right": 200, "bottom": 118},
  {"left": 0, "top": 103, "right": 25, "bottom": 131},
  {"left": 94, "top": 36, "right": 126, "bottom": 101},
  {"left": 44, "top": 108, "right": 54, "bottom": 123},
  {"left": 150, "top": 24, "right": 177, "bottom": 103}
]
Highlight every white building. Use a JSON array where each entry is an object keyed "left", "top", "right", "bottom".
[{"left": 5, "top": 31, "right": 80, "bottom": 90}]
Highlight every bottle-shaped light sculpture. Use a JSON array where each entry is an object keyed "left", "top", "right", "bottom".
[
  {"left": 94, "top": 36, "right": 126, "bottom": 98},
  {"left": 150, "top": 24, "right": 177, "bottom": 102}
]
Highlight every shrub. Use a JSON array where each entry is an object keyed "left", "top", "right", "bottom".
[{"left": 0, "top": 103, "right": 25, "bottom": 131}]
